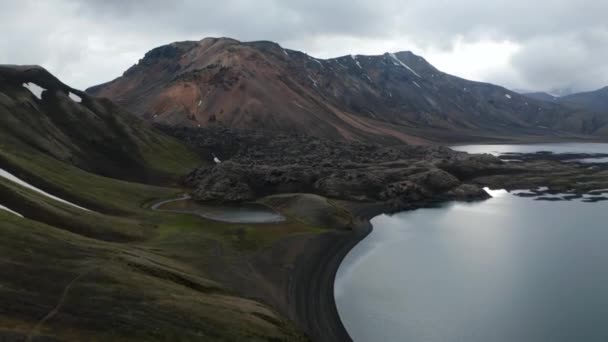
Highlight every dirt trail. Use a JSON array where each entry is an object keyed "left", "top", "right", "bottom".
[{"left": 26, "top": 267, "right": 95, "bottom": 341}]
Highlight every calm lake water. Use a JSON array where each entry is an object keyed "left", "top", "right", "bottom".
[
  {"left": 153, "top": 197, "right": 285, "bottom": 223},
  {"left": 335, "top": 143, "right": 608, "bottom": 342},
  {"left": 452, "top": 142, "right": 608, "bottom": 163}
]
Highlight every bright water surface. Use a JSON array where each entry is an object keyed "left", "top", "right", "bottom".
[
  {"left": 155, "top": 198, "right": 285, "bottom": 223},
  {"left": 335, "top": 143, "right": 608, "bottom": 342},
  {"left": 452, "top": 143, "right": 608, "bottom": 163}
]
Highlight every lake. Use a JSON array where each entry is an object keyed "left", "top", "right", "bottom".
[
  {"left": 152, "top": 196, "right": 286, "bottom": 223},
  {"left": 452, "top": 143, "right": 608, "bottom": 163},
  {"left": 335, "top": 143, "right": 608, "bottom": 342}
]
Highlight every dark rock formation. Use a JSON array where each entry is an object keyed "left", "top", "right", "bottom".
[
  {"left": 167, "top": 126, "right": 495, "bottom": 209},
  {"left": 164, "top": 126, "right": 608, "bottom": 209}
]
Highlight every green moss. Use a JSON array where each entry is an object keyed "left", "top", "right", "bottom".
[
  {"left": 0, "top": 87, "right": 203, "bottom": 184},
  {"left": 137, "top": 133, "right": 202, "bottom": 178},
  {"left": 259, "top": 193, "right": 354, "bottom": 229},
  {"left": 227, "top": 223, "right": 325, "bottom": 251},
  {"left": 0, "top": 151, "right": 318, "bottom": 341},
  {"left": 0, "top": 84, "right": 313, "bottom": 340},
  {"left": 0, "top": 138, "right": 338, "bottom": 341},
  {"left": 0, "top": 214, "right": 306, "bottom": 341},
  {"left": 0, "top": 148, "right": 180, "bottom": 215}
]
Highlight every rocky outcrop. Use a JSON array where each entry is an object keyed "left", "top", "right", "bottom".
[
  {"left": 172, "top": 126, "right": 608, "bottom": 210},
  {"left": 178, "top": 127, "right": 496, "bottom": 209}
]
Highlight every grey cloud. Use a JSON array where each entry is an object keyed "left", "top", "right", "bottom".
[
  {"left": 70, "top": 0, "right": 396, "bottom": 41},
  {"left": 508, "top": 29, "right": 608, "bottom": 93},
  {"left": 0, "top": 0, "right": 606, "bottom": 93}
]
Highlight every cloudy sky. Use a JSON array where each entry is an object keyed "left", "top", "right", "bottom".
[{"left": 1, "top": 0, "right": 607, "bottom": 94}]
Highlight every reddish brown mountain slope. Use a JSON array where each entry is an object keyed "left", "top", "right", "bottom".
[{"left": 88, "top": 37, "right": 607, "bottom": 144}]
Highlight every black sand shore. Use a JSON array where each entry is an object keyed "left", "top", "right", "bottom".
[
  {"left": 149, "top": 195, "right": 383, "bottom": 341},
  {"left": 286, "top": 203, "right": 388, "bottom": 342},
  {"left": 288, "top": 222, "right": 370, "bottom": 341}
]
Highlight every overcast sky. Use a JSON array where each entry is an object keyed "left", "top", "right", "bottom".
[{"left": 1, "top": 0, "right": 607, "bottom": 94}]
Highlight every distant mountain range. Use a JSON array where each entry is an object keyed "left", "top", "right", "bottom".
[
  {"left": 87, "top": 37, "right": 608, "bottom": 143},
  {"left": 557, "top": 86, "right": 608, "bottom": 114},
  {"left": 522, "top": 92, "right": 558, "bottom": 102},
  {"left": 522, "top": 88, "right": 608, "bottom": 136}
]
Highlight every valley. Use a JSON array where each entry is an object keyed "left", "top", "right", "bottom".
[
  {"left": 4, "top": 0, "right": 608, "bottom": 340},
  {"left": 1, "top": 39, "right": 608, "bottom": 342}
]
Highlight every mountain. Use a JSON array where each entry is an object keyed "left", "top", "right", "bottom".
[
  {"left": 2, "top": 63, "right": 606, "bottom": 342},
  {"left": 558, "top": 86, "right": 608, "bottom": 114},
  {"left": 0, "top": 65, "right": 200, "bottom": 183},
  {"left": 519, "top": 87, "right": 608, "bottom": 136},
  {"left": 523, "top": 92, "right": 558, "bottom": 102},
  {"left": 556, "top": 87, "right": 608, "bottom": 136},
  {"left": 0, "top": 66, "right": 308, "bottom": 341},
  {"left": 87, "top": 37, "right": 607, "bottom": 143}
]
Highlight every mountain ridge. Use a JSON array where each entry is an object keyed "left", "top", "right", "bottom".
[
  {"left": 558, "top": 86, "right": 608, "bottom": 112},
  {"left": 0, "top": 64, "right": 200, "bottom": 183},
  {"left": 87, "top": 37, "right": 608, "bottom": 143},
  {"left": 523, "top": 92, "right": 558, "bottom": 102}
]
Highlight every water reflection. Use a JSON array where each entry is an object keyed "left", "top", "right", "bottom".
[
  {"left": 154, "top": 197, "right": 285, "bottom": 223},
  {"left": 452, "top": 142, "right": 608, "bottom": 157},
  {"left": 335, "top": 192, "right": 608, "bottom": 342}
]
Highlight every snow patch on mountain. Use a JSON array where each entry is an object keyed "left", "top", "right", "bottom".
[
  {"left": 0, "top": 204, "right": 23, "bottom": 218},
  {"left": 308, "top": 75, "right": 318, "bottom": 87},
  {"left": 334, "top": 60, "right": 347, "bottom": 69},
  {"left": 69, "top": 92, "right": 82, "bottom": 103},
  {"left": 23, "top": 82, "right": 45, "bottom": 100},
  {"left": 0, "top": 168, "right": 93, "bottom": 212},
  {"left": 351, "top": 55, "right": 362, "bottom": 69},
  {"left": 388, "top": 53, "right": 421, "bottom": 78}
]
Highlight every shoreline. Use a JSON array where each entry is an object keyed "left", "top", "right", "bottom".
[
  {"left": 449, "top": 140, "right": 608, "bottom": 148},
  {"left": 295, "top": 173, "right": 608, "bottom": 341},
  {"left": 148, "top": 194, "right": 385, "bottom": 341},
  {"left": 144, "top": 138, "right": 608, "bottom": 341},
  {"left": 439, "top": 136, "right": 608, "bottom": 146},
  {"left": 149, "top": 195, "right": 287, "bottom": 223},
  {"left": 147, "top": 195, "right": 473, "bottom": 341},
  {"left": 287, "top": 203, "right": 388, "bottom": 342}
]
